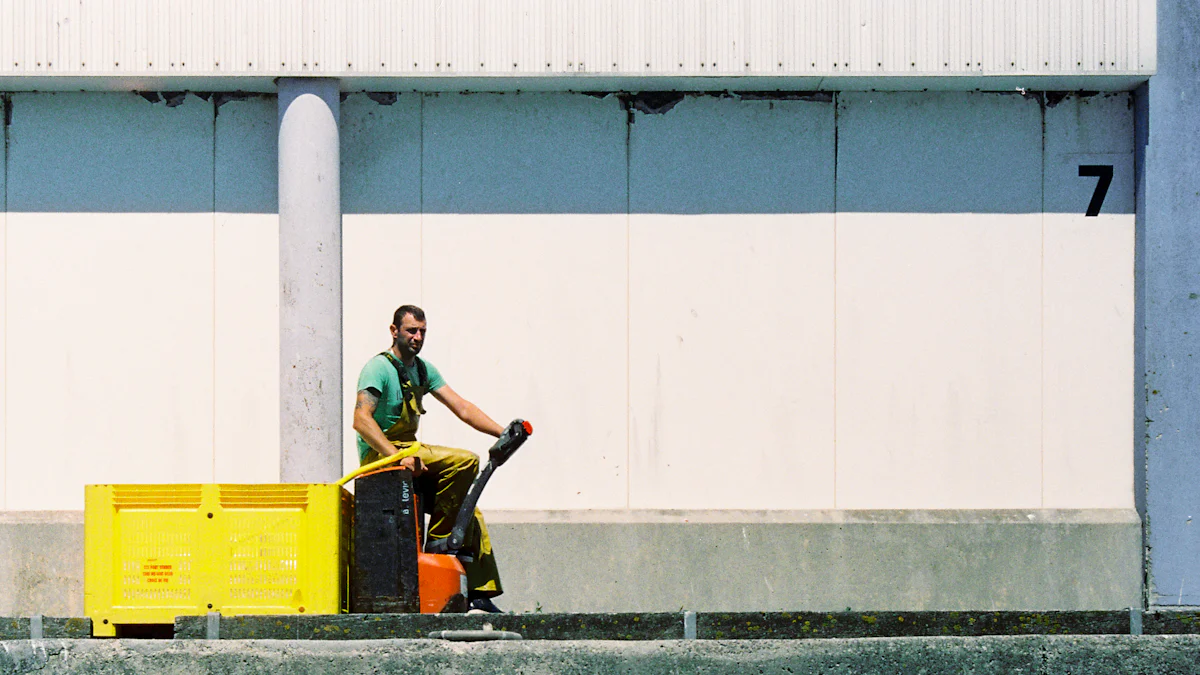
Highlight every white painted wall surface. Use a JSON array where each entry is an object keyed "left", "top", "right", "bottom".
[
  {"left": 417, "top": 94, "right": 629, "bottom": 510},
  {"left": 0, "top": 149, "right": 6, "bottom": 511},
  {"left": 0, "top": 91, "right": 1135, "bottom": 513},
  {"left": 1041, "top": 93, "right": 1135, "bottom": 509},
  {"left": 339, "top": 93, "right": 424, "bottom": 482},
  {"left": 628, "top": 96, "right": 836, "bottom": 509},
  {"left": 1, "top": 92, "right": 284, "bottom": 509},
  {"left": 213, "top": 96, "right": 279, "bottom": 485},
  {"left": 835, "top": 93, "right": 1045, "bottom": 509},
  {"left": 5, "top": 94, "right": 216, "bottom": 510}
]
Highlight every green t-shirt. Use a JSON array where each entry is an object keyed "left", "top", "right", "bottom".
[{"left": 355, "top": 354, "right": 447, "bottom": 461}]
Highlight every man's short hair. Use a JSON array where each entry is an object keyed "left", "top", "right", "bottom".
[{"left": 393, "top": 304, "right": 426, "bottom": 326}]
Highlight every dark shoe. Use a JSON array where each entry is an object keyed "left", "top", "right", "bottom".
[{"left": 466, "top": 597, "right": 504, "bottom": 614}]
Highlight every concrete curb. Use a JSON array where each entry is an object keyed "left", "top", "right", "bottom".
[
  {"left": 3, "top": 635, "right": 1200, "bottom": 675},
  {"left": 6, "top": 610, "right": 1198, "bottom": 641},
  {"left": 0, "top": 619, "right": 91, "bottom": 641},
  {"left": 173, "top": 609, "right": 1200, "bottom": 641}
]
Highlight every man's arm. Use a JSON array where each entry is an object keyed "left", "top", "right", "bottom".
[
  {"left": 430, "top": 385, "right": 504, "bottom": 437},
  {"left": 352, "top": 389, "right": 424, "bottom": 473}
]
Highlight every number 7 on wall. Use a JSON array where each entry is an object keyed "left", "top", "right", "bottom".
[{"left": 1078, "top": 165, "right": 1114, "bottom": 217}]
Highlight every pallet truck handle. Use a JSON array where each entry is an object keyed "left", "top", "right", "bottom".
[
  {"left": 430, "top": 419, "right": 532, "bottom": 554},
  {"left": 487, "top": 419, "right": 533, "bottom": 468}
]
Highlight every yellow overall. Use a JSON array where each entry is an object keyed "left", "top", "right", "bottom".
[{"left": 361, "top": 374, "right": 502, "bottom": 597}]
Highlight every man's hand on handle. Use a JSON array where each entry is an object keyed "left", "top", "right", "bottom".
[{"left": 398, "top": 455, "right": 426, "bottom": 477}]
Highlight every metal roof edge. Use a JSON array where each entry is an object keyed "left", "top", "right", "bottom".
[{"left": 0, "top": 73, "right": 1154, "bottom": 94}]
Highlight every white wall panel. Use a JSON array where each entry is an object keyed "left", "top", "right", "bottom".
[
  {"left": 342, "top": 213, "right": 423, "bottom": 477},
  {"left": 421, "top": 94, "right": 627, "bottom": 510},
  {"left": 4, "top": 92, "right": 215, "bottom": 510},
  {"left": 0, "top": 209, "right": 6, "bottom": 509},
  {"left": 1042, "top": 93, "right": 1135, "bottom": 509},
  {"left": 339, "top": 94, "right": 423, "bottom": 476},
  {"left": 0, "top": 127, "right": 5, "bottom": 508},
  {"left": 0, "top": 0, "right": 1156, "bottom": 83},
  {"left": 0, "top": 89, "right": 1140, "bottom": 514},
  {"left": 628, "top": 96, "right": 836, "bottom": 509},
  {"left": 421, "top": 214, "right": 628, "bottom": 510},
  {"left": 214, "top": 213, "right": 278, "bottom": 483},
  {"left": 5, "top": 214, "right": 215, "bottom": 510},
  {"left": 835, "top": 92, "right": 1044, "bottom": 509},
  {"left": 213, "top": 96, "right": 279, "bottom": 484},
  {"left": 836, "top": 214, "right": 1043, "bottom": 509},
  {"left": 629, "top": 215, "right": 836, "bottom": 509}
]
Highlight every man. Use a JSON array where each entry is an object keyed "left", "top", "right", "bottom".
[{"left": 352, "top": 304, "right": 508, "bottom": 614}]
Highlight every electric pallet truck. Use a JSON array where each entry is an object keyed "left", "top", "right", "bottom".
[{"left": 342, "top": 418, "right": 533, "bottom": 613}]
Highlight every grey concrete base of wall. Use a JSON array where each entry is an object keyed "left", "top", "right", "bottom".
[
  {"left": 487, "top": 509, "right": 1142, "bottom": 612},
  {"left": 0, "top": 509, "right": 1140, "bottom": 616},
  {"left": 0, "top": 513, "right": 83, "bottom": 617},
  {"left": 3, "top": 636, "right": 1200, "bottom": 675}
]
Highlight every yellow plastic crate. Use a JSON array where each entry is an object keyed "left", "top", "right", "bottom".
[{"left": 84, "top": 483, "right": 351, "bottom": 637}]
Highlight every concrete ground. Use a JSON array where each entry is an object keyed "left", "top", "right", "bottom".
[{"left": 3, "top": 635, "right": 1200, "bottom": 675}]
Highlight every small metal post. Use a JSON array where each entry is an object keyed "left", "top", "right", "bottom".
[
  {"left": 1130, "top": 606, "right": 1143, "bottom": 635},
  {"left": 206, "top": 612, "right": 221, "bottom": 640},
  {"left": 683, "top": 611, "right": 697, "bottom": 639},
  {"left": 29, "top": 615, "right": 43, "bottom": 639}
]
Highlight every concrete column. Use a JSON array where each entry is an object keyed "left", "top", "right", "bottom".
[
  {"left": 1144, "top": 0, "right": 1200, "bottom": 606},
  {"left": 278, "top": 78, "right": 342, "bottom": 483}
]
